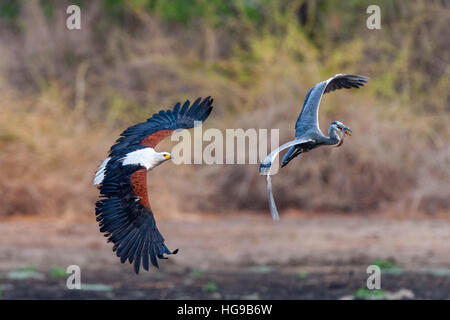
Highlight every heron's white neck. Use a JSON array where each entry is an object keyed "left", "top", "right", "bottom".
[{"left": 327, "top": 125, "right": 341, "bottom": 146}]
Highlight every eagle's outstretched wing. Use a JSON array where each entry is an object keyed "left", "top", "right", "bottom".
[
  {"left": 96, "top": 163, "right": 173, "bottom": 273},
  {"left": 295, "top": 74, "right": 368, "bottom": 136},
  {"left": 110, "top": 97, "right": 213, "bottom": 156},
  {"left": 95, "top": 97, "right": 213, "bottom": 273}
]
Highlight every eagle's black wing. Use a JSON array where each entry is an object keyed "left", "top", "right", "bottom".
[
  {"left": 96, "top": 164, "right": 174, "bottom": 273},
  {"left": 110, "top": 97, "right": 213, "bottom": 156}
]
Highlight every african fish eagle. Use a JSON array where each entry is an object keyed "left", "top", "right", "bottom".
[{"left": 94, "top": 97, "right": 213, "bottom": 273}]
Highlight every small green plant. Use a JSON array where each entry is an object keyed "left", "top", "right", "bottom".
[
  {"left": 49, "top": 266, "right": 67, "bottom": 278},
  {"left": 203, "top": 281, "right": 218, "bottom": 292},
  {"left": 371, "top": 259, "right": 399, "bottom": 270},
  {"left": 297, "top": 272, "right": 308, "bottom": 279},
  {"left": 354, "top": 288, "right": 386, "bottom": 300},
  {"left": 7, "top": 265, "right": 42, "bottom": 280},
  {"left": 17, "top": 265, "right": 38, "bottom": 273}
]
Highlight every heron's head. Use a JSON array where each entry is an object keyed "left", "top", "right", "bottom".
[
  {"left": 331, "top": 121, "right": 352, "bottom": 135},
  {"left": 157, "top": 152, "right": 172, "bottom": 163},
  {"left": 330, "top": 121, "right": 352, "bottom": 146}
]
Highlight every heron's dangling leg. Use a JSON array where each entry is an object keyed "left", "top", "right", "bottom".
[{"left": 281, "top": 145, "right": 304, "bottom": 167}]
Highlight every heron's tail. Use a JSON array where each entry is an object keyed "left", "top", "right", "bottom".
[
  {"left": 259, "top": 161, "right": 272, "bottom": 175},
  {"left": 267, "top": 174, "right": 280, "bottom": 221}
]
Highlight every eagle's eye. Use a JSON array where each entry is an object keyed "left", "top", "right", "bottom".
[{"left": 163, "top": 153, "right": 171, "bottom": 159}]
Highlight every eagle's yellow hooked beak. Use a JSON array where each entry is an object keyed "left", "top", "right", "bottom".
[{"left": 163, "top": 153, "right": 172, "bottom": 160}]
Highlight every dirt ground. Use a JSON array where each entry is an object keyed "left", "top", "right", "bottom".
[{"left": 0, "top": 213, "right": 449, "bottom": 299}]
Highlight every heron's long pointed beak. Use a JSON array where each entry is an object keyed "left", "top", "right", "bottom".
[{"left": 344, "top": 127, "right": 352, "bottom": 136}]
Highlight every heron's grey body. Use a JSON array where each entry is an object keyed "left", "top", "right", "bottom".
[
  {"left": 259, "top": 74, "right": 369, "bottom": 220},
  {"left": 281, "top": 123, "right": 341, "bottom": 167}
]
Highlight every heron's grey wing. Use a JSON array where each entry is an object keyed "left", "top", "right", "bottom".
[
  {"left": 259, "top": 138, "right": 313, "bottom": 220},
  {"left": 294, "top": 74, "right": 369, "bottom": 136},
  {"left": 294, "top": 81, "right": 328, "bottom": 136}
]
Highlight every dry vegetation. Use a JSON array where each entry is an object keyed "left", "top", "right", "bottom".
[{"left": 0, "top": 0, "right": 448, "bottom": 217}]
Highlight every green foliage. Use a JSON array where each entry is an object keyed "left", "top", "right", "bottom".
[
  {"left": 0, "top": 0, "right": 20, "bottom": 21},
  {"left": 7, "top": 266, "right": 44, "bottom": 280},
  {"left": 203, "top": 281, "right": 218, "bottom": 292},
  {"left": 40, "top": 0, "right": 54, "bottom": 20},
  {"left": 49, "top": 266, "right": 68, "bottom": 278},
  {"left": 354, "top": 288, "right": 386, "bottom": 300},
  {"left": 100, "top": 0, "right": 230, "bottom": 25},
  {"left": 371, "top": 259, "right": 399, "bottom": 270},
  {"left": 97, "top": 0, "right": 268, "bottom": 27},
  {"left": 16, "top": 265, "right": 37, "bottom": 273},
  {"left": 150, "top": 0, "right": 212, "bottom": 25},
  {"left": 102, "top": 0, "right": 128, "bottom": 18}
]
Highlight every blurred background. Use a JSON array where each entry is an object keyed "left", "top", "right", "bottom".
[{"left": 0, "top": 0, "right": 448, "bottom": 299}]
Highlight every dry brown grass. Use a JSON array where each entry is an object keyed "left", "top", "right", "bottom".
[{"left": 0, "top": 1, "right": 448, "bottom": 218}]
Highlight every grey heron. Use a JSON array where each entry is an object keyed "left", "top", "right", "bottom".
[{"left": 259, "top": 74, "right": 369, "bottom": 220}]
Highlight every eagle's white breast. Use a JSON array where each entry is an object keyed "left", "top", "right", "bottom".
[{"left": 93, "top": 148, "right": 161, "bottom": 186}]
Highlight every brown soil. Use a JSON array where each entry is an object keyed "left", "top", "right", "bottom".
[{"left": 0, "top": 213, "right": 449, "bottom": 299}]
